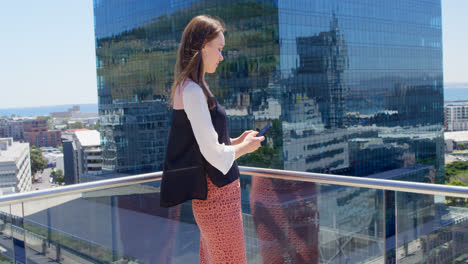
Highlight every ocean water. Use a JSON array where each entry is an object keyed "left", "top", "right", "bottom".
[
  {"left": 0, "top": 104, "right": 98, "bottom": 117},
  {"left": 444, "top": 88, "right": 468, "bottom": 101}
]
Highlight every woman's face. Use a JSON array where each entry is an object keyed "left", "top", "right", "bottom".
[{"left": 202, "top": 32, "right": 224, "bottom": 74}]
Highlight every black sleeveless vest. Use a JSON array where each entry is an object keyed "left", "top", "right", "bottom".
[{"left": 160, "top": 98, "right": 240, "bottom": 208}]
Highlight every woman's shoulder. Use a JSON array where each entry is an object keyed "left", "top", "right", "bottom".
[{"left": 182, "top": 80, "right": 204, "bottom": 97}]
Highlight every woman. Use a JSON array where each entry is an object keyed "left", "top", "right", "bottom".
[{"left": 160, "top": 15, "right": 264, "bottom": 263}]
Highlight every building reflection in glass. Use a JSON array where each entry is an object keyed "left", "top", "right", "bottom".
[{"left": 92, "top": 0, "right": 444, "bottom": 263}]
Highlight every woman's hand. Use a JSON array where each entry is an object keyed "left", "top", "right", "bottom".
[
  {"left": 243, "top": 131, "right": 265, "bottom": 154},
  {"left": 234, "top": 131, "right": 265, "bottom": 159},
  {"left": 231, "top": 130, "right": 254, "bottom": 145}
]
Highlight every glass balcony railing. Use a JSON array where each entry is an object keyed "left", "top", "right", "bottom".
[{"left": 0, "top": 167, "right": 467, "bottom": 263}]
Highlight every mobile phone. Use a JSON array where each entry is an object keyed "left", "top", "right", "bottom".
[{"left": 257, "top": 124, "right": 272, "bottom": 137}]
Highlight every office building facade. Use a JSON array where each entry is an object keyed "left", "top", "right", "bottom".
[
  {"left": 23, "top": 119, "right": 62, "bottom": 148},
  {"left": 93, "top": 0, "right": 444, "bottom": 262},
  {"left": 0, "top": 119, "right": 24, "bottom": 141},
  {"left": 63, "top": 130, "right": 102, "bottom": 184},
  {"left": 0, "top": 138, "right": 32, "bottom": 194},
  {"left": 445, "top": 103, "right": 468, "bottom": 131}
]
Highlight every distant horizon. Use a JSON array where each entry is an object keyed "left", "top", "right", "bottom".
[
  {"left": 0, "top": 84, "right": 466, "bottom": 111},
  {"left": 444, "top": 82, "right": 468, "bottom": 88},
  {"left": 0, "top": 103, "right": 98, "bottom": 118},
  {"left": 0, "top": 84, "right": 467, "bottom": 110},
  {"left": 0, "top": 102, "right": 98, "bottom": 110}
]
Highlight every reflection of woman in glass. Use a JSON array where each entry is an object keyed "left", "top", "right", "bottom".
[
  {"left": 161, "top": 15, "right": 264, "bottom": 263},
  {"left": 251, "top": 178, "right": 319, "bottom": 263}
]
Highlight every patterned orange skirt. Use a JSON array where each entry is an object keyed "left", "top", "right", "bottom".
[{"left": 192, "top": 175, "right": 246, "bottom": 264}]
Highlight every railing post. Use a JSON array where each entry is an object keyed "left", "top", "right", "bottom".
[
  {"left": 22, "top": 202, "right": 27, "bottom": 264},
  {"left": 384, "top": 190, "right": 396, "bottom": 264},
  {"left": 452, "top": 227, "right": 455, "bottom": 264},
  {"left": 111, "top": 195, "right": 119, "bottom": 262},
  {"left": 56, "top": 243, "right": 61, "bottom": 263},
  {"left": 41, "top": 239, "right": 47, "bottom": 255},
  {"left": 47, "top": 208, "right": 51, "bottom": 247},
  {"left": 10, "top": 204, "right": 15, "bottom": 263},
  {"left": 395, "top": 193, "right": 398, "bottom": 264}
]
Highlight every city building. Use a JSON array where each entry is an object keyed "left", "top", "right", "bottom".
[
  {"left": 23, "top": 119, "right": 61, "bottom": 147},
  {"left": 63, "top": 130, "right": 102, "bottom": 184},
  {"left": 0, "top": 137, "right": 32, "bottom": 195},
  {"left": 93, "top": 0, "right": 443, "bottom": 262},
  {"left": 62, "top": 140, "right": 77, "bottom": 184},
  {"left": 445, "top": 103, "right": 468, "bottom": 131},
  {"left": 0, "top": 118, "right": 24, "bottom": 141},
  {"left": 50, "top": 105, "right": 81, "bottom": 118},
  {"left": 41, "top": 147, "right": 64, "bottom": 171},
  {"left": 55, "top": 153, "right": 64, "bottom": 172},
  {"left": 445, "top": 131, "right": 468, "bottom": 152},
  {"left": 50, "top": 105, "right": 99, "bottom": 130},
  {"left": 98, "top": 101, "right": 170, "bottom": 173}
]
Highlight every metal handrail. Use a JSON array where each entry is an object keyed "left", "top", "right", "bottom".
[
  {"left": 0, "top": 166, "right": 467, "bottom": 206},
  {"left": 241, "top": 167, "right": 468, "bottom": 198},
  {"left": 0, "top": 171, "right": 162, "bottom": 206}
]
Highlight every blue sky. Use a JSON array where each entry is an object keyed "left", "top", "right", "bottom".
[
  {"left": 0, "top": 0, "right": 466, "bottom": 108},
  {"left": 442, "top": 0, "right": 467, "bottom": 85},
  {"left": 0, "top": 1, "right": 97, "bottom": 108}
]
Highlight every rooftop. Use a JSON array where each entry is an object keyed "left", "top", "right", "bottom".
[
  {"left": 74, "top": 130, "right": 100, "bottom": 147},
  {"left": 66, "top": 128, "right": 89, "bottom": 132},
  {"left": 0, "top": 138, "right": 29, "bottom": 163},
  {"left": 445, "top": 131, "right": 468, "bottom": 142}
]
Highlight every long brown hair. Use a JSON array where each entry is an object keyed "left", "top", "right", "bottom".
[{"left": 171, "top": 15, "right": 225, "bottom": 109}]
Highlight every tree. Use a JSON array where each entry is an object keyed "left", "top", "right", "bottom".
[
  {"left": 238, "top": 144, "right": 283, "bottom": 169},
  {"left": 69, "top": 121, "right": 84, "bottom": 129},
  {"left": 90, "top": 122, "right": 100, "bottom": 131},
  {"left": 445, "top": 161, "right": 468, "bottom": 182},
  {"left": 47, "top": 118, "right": 53, "bottom": 130},
  {"left": 446, "top": 181, "right": 468, "bottom": 206},
  {"left": 30, "top": 147, "right": 47, "bottom": 176},
  {"left": 55, "top": 169, "right": 65, "bottom": 185},
  {"left": 237, "top": 119, "right": 284, "bottom": 169}
]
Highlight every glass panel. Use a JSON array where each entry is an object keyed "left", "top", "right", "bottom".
[
  {"left": 0, "top": 204, "right": 14, "bottom": 262},
  {"left": 396, "top": 192, "right": 468, "bottom": 263},
  {"left": 11, "top": 203, "right": 25, "bottom": 264},
  {"left": 21, "top": 180, "right": 200, "bottom": 264},
  {"left": 11, "top": 176, "right": 385, "bottom": 263},
  {"left": 241, "top": 174, "right": 386, "bottom": 263},
  {"left": 23, "top": 192, "right": 89, "bottom": 263},
  {"left": 2, "top": 173, "right": 467, "bottom": 263}
]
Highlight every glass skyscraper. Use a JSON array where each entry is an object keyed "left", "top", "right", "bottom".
[
  {"left": 93, "top": 0, "right": 444, "bottom": 262},
  {"left": 93, "top": 0, "right": 443, "bottom": 178}
]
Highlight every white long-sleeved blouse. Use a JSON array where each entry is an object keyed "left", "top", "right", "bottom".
[{"left": 182, "top": 82, "right": 235, "bottom": 175}]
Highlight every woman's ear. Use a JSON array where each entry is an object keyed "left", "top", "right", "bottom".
[
  {"left": 201, "top": 39, "right": 208, "bottom": 50},
  {"left": 201, "top": 44, "right": 207, "bottom": 56}
]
